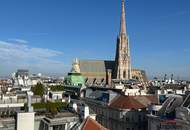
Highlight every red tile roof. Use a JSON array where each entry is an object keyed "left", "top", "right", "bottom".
[
  {"left": 109, "top": 95, "right": 158, "bottom": 110},
  {"left": 82, "top": 117, "right": 109, "bottom": 130}
]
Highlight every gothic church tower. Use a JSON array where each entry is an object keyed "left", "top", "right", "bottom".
[{"left": 114, "top": 0, "right": 132, "bottom": 80}]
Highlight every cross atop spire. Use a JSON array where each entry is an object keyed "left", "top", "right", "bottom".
[{"left": 120, "top": 0, "right": 127, "bottom": 35}]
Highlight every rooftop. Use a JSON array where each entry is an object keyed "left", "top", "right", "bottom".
[
  {"left": 42, "top": 112, "right": 79, "bottom": 126},
  {"left": 82, "top": 117, "right": 109, "bottom": 130},
  {"left": 79, "top": 60, "right": 115, "bottom": 73},
  {"left": 109, "top": 95, "right": 158, "bottom": 110},
  {"left": 46, "top": 112, "right": 77, "bottom": 119}
]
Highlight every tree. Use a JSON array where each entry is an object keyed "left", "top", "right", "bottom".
[
  {"left": 46, "top": 102, "right": 58, "bottom": 116},
  {"left": 50, "top": 85, "right": 64, "bottom": 91},
  {"left": 31, "top": 82, "right": 45, "bottom": 97}
]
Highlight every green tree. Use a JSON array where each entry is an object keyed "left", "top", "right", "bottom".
[
  {"left": 50, "top": 85, "right": 64, "bottom": 91},
  {"left": 31, "top": 82, "right": 45, "bottom": 97},
  {"left": 46, "top": 102, "right": 58, "bottom": 116}
]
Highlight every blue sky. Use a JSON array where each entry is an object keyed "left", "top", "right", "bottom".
[{"left": 0, "top": 0, "right": 190, "bottom": 79}]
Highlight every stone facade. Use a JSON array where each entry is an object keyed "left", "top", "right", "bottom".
[
  {"left": 87, "top": 101, "right": 147, "bottom": 130},
  {"left": 114, "top": 0, "right": 131, "bottom": 80},
  {"left": 132, "top": 69, "right": 147, "bottom": 83}
]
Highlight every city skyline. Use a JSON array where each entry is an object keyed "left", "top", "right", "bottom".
[{"left": 0, "top": 0, "right": 190, "bottom": 79}]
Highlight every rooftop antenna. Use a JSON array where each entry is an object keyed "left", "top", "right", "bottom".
[
  {"left": 164, "top": 74, "right": 167, "bottom": 81},
  {"left": 171, "top": 74, "right": 174, "bottom": 80}
]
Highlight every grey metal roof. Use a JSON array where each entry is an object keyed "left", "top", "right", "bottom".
[
  {"left": 158, "top": 95, "right": 183, "bottom": 116},
  {"left": 79, "top": 60, "right": 115, "bottom": 73},
  {"left": 16, "top": 69, "right": 29, "bottom": 76}
]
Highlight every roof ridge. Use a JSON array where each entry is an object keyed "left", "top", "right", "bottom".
[
  {"left": 82, "top": 116, "right": 108, "bottom": 130},
  {"left": 89, "top": 117, "right": 107, "bottom": 130},
  {"left": 133, "top": 96, "right": 147, "bottom": 108},
  {"left": 128, "top": 96, "right": 145, "bottom": 108},
  {"left": 79, "top": 59, "right": 114, "bottom": 62},
  {"left": 82, "top": 117, "right": 90, "bottom": 130},
  {"left": 108, "top": 95, "right": 121, "bottom": 106},
  {"left": 109, "top": 95, "right": 147, "bottom": 109}
]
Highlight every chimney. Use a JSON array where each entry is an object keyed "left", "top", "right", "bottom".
[
  {"left": 106, "top": 69, "right": 112, "bottom": 86},
  {"left": 84, "top": 105, "right": 89, "bottom": 119}
]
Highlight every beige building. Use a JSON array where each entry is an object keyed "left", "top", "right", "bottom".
[{"left": 84, "top": 90, "right": 157, "bottom": 130}]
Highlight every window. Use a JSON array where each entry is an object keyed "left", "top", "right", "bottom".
[
  {"left": 123, "top": 70, "right": 126, "bottom": 78},
  {"left": 138, "top": 115, "right": 141, "bottom": 122},
  {"left": 126, "top": 117, "right": 130, "bottom": 122}
]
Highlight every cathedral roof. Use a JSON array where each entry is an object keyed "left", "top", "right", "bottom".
[{"left": 79, "top": 60, "right": 115, "bottom": 73}]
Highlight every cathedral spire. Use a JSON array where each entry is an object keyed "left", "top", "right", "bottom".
[
  {"left": 114, "top": 0, "right": 131, "bottom": 80},
  {"left": 120, "top": 0, "right": 127, "bottom": 35}
]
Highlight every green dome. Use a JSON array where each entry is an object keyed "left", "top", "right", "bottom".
[{"left": 65, "top": 73, "right": 85, "bottom": 87}]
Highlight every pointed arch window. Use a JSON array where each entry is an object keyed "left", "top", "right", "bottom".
[{"left": 123, "top": 70, "right": 126, "bottom": 78}]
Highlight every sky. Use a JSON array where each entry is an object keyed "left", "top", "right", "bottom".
[{"left": 0, "top": 0, "right": 190, "bottom": 79}]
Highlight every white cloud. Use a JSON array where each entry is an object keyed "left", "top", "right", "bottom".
[
  {"left": 8, "top": 39, "right": 28, "bottom": 44},
  {"left": 0, "top": 40, "right": 68, "bottom": 76}
]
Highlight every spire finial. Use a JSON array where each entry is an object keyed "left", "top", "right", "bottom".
[
  {"left": 71, "top": 58, "right": 80, "bottom": 73},
  {"left": 120, "top": 0, "right": 127, "bottom": 35}
]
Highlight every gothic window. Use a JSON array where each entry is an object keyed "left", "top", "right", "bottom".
[{"left": 123, "top": 70, "right": 126, "bottom": 78}]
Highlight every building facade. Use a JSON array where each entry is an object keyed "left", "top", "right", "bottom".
[
  {"left": 84, "top": 88, "right": 158, "bottom": 130},
  {"left": 84, "top": 95, "right": 157, "bottom": 130}
]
